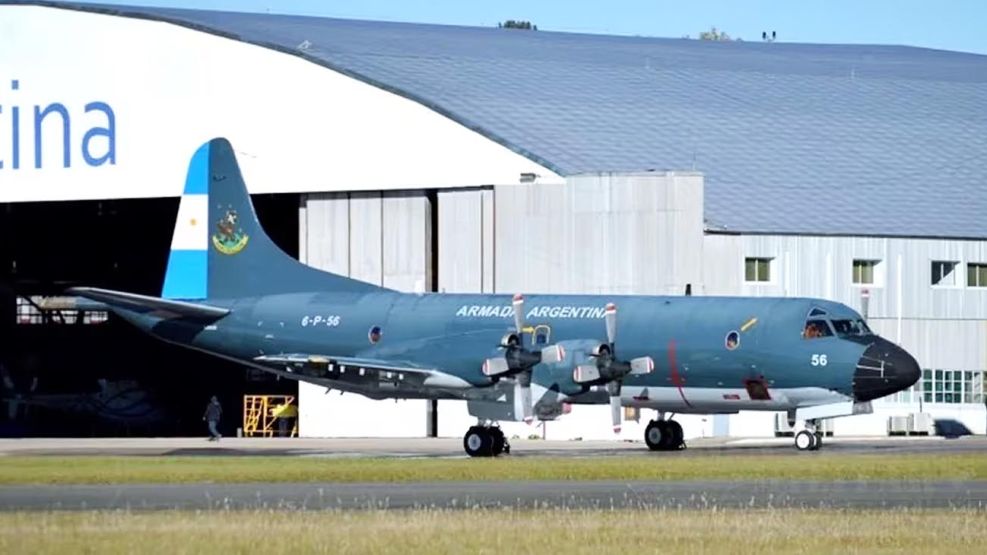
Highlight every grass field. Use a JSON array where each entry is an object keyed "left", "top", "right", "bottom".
[
  {"left": 0, "top": 508, "right": 984, "bottom": 554},
  {"left": 1, "top": 453, "right": 986, "bottom": 484}
]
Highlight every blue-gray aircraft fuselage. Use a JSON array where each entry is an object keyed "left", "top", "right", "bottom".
[{"left": 72, "top": 139, "right": 921, "bottom": 456}]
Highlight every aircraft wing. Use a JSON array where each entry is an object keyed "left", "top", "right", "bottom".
[
  {"left": 67, "top": 287, "right": 230, "bottom": 321},
  {"left": 254, "top": 354, "right": 472, "bottom": 389}
]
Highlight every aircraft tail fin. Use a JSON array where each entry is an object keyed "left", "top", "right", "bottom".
[{"left": 161, "top": 139, "right": 381, "bottom": 300}]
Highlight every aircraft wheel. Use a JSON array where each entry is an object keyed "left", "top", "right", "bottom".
[
  {"left": 794, "top": 430, "right": 816, "bottom": 451},
  {"left": 645, "top": 420, "right": 668, "bottom": 451},
  {"left": 812, "top": 432, "right": 824, "bottom": 451},
  {"left": 666, "top": 420, "right": 685, "bottom": 450},
  {"left": 490, "top": 427, "right": 507, "bottom": 456},
  {"left": 464, "top": 426, "right": 494, "bottom": 457}
]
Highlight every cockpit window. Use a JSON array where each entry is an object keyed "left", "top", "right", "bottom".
[
  {"left": 809, "top": 307, "right": 828, "bottom": 317},
  {"left": 802, "top": 319, "right": 833, "bottom": 339},
  {"left": 831, "top": 319, "right": 872, "bottom": 337}
]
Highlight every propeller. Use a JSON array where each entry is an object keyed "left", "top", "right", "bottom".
[
  {"left": 512, "top": 293, "right": 526, "bottom": 337},
  {"left": 482, "top": 294, "right": 565, "bottom": 423},
  {"left": 571, "top": 302, "right": 655, "bottom": 433}
]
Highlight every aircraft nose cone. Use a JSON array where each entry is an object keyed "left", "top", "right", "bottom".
[{"left": 853, "top": 337, "right": 921, "bottom": 402}]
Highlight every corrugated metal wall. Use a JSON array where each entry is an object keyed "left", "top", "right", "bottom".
[
  {"left": 493, "top": 172, "right": 704, "bottom": 295},
  {"left": 437, "top": 188, "right": 494, "bottom": 293},
  {"left": 703, "top": 233, "right": 987, "bottom": 372},
  {"left": 705, "top": 234, "right": 987, "bottom": 320}
]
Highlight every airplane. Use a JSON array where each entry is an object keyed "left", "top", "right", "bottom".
[{"left": 70, "top": 138, "right": 921, "bottom": 456}]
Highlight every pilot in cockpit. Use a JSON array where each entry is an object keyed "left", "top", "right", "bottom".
[{"left": 803, "top": 321, "right": 827, "bottom": 339}]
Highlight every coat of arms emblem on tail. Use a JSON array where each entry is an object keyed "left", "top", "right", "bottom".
[{"left": 212, "top": 209, "right": 249, "bottom": 255}]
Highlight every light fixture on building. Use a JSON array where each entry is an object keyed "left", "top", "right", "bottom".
[{"left": 519, "top": 172, "right": 539, "bottom": 183}]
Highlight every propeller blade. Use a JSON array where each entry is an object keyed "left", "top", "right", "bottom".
[
  {"left": 604, "top": 303, "right": 617, "bottom": 346},
  {"left": 540, "top": 344, "right": 565, "bottom": 364},
  {"left": 482, "top": 356, "right": 511, "bottom": 377},
  {"left": 629, "top": 356, "right": 655, "bottom": 375},
  {"left": 512, "top": 293, "right": 526, "bottom": 335},
  {"left": 572, "top": 364, "right": 601, "bottom": 384},
  {"left": 516, "top": 380, "right": 534, "bottom": 424},
  {"left": 610, "top": 395, "right": 622, "bottom": 433}
]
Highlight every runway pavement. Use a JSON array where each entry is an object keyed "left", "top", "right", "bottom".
[
  {"left": 1, "top": 435, "right": 984, "bottom": 458},
  {"left": 1, "top": 480, "right": 985, "bottom": 510},
  {"left": 1, "top": 437, "right": 984, "bottom": 511}
]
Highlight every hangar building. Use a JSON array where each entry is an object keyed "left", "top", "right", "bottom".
[{"left": 2, "top": 2, "right": 985, "bottom": 439}]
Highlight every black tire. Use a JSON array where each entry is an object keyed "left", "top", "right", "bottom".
[
  {"left": 794, "top": 430, "right": 815, "bottom": 451},
  {"left": 464, "top": 426, "right": 494, "bottom": 457},
  {"left": 811, "top": 432, "right": 823, "bottom": 451},
  {"left": 666, "top": 419, "right": 685, "bottom": 449},
  {"left": 645, "top": 420, "right": 668, "bottom": 451},
  {"left": 490, "top": 428, "right": 506, "bottom": 456}
]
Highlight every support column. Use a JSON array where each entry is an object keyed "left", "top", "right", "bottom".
[{"left": 426, "top": 399, "right": 439, "bottom": 438}]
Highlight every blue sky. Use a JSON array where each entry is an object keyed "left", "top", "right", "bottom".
[{"left": 73, "top": 0, "right": 987, "bottom": 54}]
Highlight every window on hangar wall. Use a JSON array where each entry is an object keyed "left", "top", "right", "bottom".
[
  {"left": 852, "top": 259, "right": 881, "bottom": 285},
  {"left": 931, "top": 261, "right": 959, "bottom": 286},
  {"left": 744, "top": 257, "right": 773, "bottom": 283},
  {"left": 919, "top": 369, "right": 985, "bottom": 404},
  {"left": 968, "top": 263, "right": 987, "bottom": 288},
  {"left": 14, "top": 296, "right": 108, "bottom": 325}
]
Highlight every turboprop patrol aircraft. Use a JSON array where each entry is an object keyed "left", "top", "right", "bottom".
[{"left": 71, "top": 139, "right": 921, "bottom": 456}]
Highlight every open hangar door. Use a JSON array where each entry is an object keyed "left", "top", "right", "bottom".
[{"left": 0, "top": 194, "right": 299, "bottom": 437}]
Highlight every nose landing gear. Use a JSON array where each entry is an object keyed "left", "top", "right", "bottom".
[
  {"left": 794, "top": 419, "right": 823, "bottom": 451},
  {"left": 645, "top": 419, "right": 685, "bottom": 451}
]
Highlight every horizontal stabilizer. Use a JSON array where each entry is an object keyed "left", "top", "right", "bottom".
[{"left": 67, "top": 287, "right": 230, "bottom": 321}]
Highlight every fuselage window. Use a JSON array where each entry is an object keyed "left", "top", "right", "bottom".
[
  {"left": 533, "top": 324, "right": 551, "bottom": 345},
  {"left": 803, "top": 319, "right": 832, "bottom": 339},
  {"left": 368, "top": 325, "right": 382, "bottom": 344},
  {"left": 725, "top": 330, "right": 740, "bottom": 350}
]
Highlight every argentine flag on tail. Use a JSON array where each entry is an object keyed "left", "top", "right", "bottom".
[{"left": 161, "top": 143, "right": 210, "bottom": 300}]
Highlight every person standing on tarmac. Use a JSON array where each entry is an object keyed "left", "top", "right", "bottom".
[
  {"left": 203, "top": 396, "right": 222, "bottom": 441},
  {"left": 274, "top": 401, "right": 298, "bottom": 437}
]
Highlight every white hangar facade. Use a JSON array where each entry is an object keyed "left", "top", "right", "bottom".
[{"left": 2, "top": 2, "right": 986, "bottom": 439}]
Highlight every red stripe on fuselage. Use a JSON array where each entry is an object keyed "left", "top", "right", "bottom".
[{"left": 668, "top": 339, "right": 693, "bottom": 408}]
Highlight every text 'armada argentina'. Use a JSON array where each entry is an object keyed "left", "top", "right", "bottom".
[{"left": 455, "top": 305, "right": 607, "bottom": 319}]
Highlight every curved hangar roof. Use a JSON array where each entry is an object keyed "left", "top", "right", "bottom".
[{"left": 40, "top": 3, "right": 987, "bottom": 239}]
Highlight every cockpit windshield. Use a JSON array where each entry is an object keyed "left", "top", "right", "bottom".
[
  {"left": 831, "top": 319, "right": 872, "bottom": 337},
  {"left": 802, "top": 319, "right": 833, "bottom": 339}
]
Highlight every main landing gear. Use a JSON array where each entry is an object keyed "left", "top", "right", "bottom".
[
  {"left": 644, "top": 419, "right": 685, "bottom": 451},
  {"left": 463, "top": 425, "right": 510, "bottom": 457},
  {"left": 794, "top": 419, "right": 823, "bottom": 451}
]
